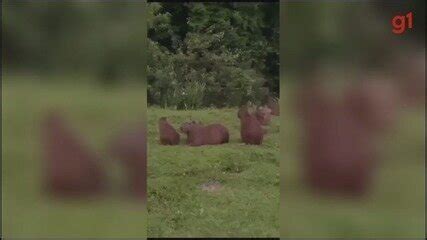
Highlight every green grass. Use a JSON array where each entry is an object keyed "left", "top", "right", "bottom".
[
  {"left": 4, "top": 78, "right": 423, "bottom": 238},
  {"left": 147, "top": 107, "right": 280, "bottom": 237},
  {"left": 2, "top": 79, "right": 147, "bottom": 238}
]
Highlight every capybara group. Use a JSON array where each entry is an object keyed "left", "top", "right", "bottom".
[
  {"left": 42, "top": 111, "right": 107, "bottom": 198},
  {"left": 180, "top": 121, "right": 229, "bottom": 147},
  {"left": 41, "top": 104, "right": 273, "bottom": 201},
  {"left": 158, "top": 117, "right": 180, "bottom": 145},
  {"left": 238, "top": 105, "right": 265, "bottom": 145},
  {"left": 109, "top": 124, "right": 147, "bottom": 200}
]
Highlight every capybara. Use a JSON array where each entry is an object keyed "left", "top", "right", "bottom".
[
  {"left": 295, "top": 84, "right": 328, "bottom": 125},
  {"left": 389, "top": 50, "right": 425, "bottom": 107},
  {"left": 344, "top": 78, "right": 400, "bottom": 135},
  {"left": 180, "top": 121, "right": 229, "bottom": 147},
  {"left": 42, "top": 111, "right": 107, "bottom": 198},
  {"left": 238, "top": 105, "right": 264, "bottom": 145},
  {"left": 158, "top": 117, "right": 180, "bottom": 145},
  {"left": 296, "top": 85, "right": 378, "bottom": 196},
  {"left": 267, "top": 96, "right": 280, "bottom": 116},
  {"left": 305, "top": 104, "right": 377, "bottom": 196},
  {"left": 110, "top": 124, "right": 146, "bottom": 201},
  {"left": 399, "top": 55, "right": 425, "bottom": 107},
  {"left": 255, "top": 106, "right": 272, "bottom": 125}
]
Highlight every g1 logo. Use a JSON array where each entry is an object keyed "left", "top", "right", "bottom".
[{"left": 392, "top": 12, "right": 413, "bottom": 34}]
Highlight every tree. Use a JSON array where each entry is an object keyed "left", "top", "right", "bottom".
[{"left": 147, "top": 2, "right": 279, "bottom": 109}]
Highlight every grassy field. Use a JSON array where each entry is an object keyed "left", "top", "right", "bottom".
[
  {"left": 147, "top": 107, "right": 280, "bottom": 237},
  {"left": 280, "top": 86, "right": 425, "bottom": 238},
  {"left": 2, "top": 78, "right": 147, "bottom": 238},
  {"left": 3, "top": 78, "right": 423, "bottom": 238}
]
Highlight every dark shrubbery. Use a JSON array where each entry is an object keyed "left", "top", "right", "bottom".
[{"left": 148, "top": 3, "right": 279, "bottom": 109}]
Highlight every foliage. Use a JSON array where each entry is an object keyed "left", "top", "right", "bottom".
[
  {"left": 3, "top": 1, "right": 146, "bottom": 85},
  {"left": 148, "top": 3, "right": 279, "bottom": 109},
  {"left": 281, "top": 1, "right": 425, "bottom": 80}
]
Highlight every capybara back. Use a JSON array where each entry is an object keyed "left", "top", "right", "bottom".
[{"left": 181, "top": 121, "right": 229, "bottom": 146}]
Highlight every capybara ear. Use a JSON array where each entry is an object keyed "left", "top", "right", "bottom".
[{"left": 248, "top": 102, "right": 255, "bottom": 113}]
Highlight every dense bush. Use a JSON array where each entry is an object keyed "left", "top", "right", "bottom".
[{"left": 148, "top": 2, "right": 279, "bottom": 109}]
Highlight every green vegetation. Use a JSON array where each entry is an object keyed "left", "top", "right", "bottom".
[
  {"left": 4, "top": 1, "right": 424, "bottom": 238},
  {"left": 2, "top": 80, "right": 147, "bottom": 238},
  {"left": 147, "top": 107, "right": 279, "bottom": 237},
  {"left": 281, "top": 2, "right": 425, "bottom": 80},
  {"left": 148, "top": 2, "right": 279, "bottom": 108},
  {"left": 146, "top": 4, "right": 280, "bottom": 235},
  {"left": 3, "top": 1, "right": 146, "bottom": 85}
]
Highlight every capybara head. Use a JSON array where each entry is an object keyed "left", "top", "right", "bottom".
[
  {"left": 158, "top": 117, "right": 180, "bottom": 145},
  {"left": 158, "top": 117, "right": 167, "bottom": 122},
  {"left": 180, "top": 120, "right": 198, "bottom": 133},
  {"left": 238, "top": 105, "right": 251, "bottom": 119},
  {"left": 344, "top": 79, "right": 400, "bottom": 133},
  {"left": 256, "top": 106, "right": 272, "bottom": 125},
  {"left": 158, "top": 117, "right": 170, "bottom": 127}
]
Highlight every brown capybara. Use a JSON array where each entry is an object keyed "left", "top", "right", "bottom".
[
  {"left": 238, "top": 105, "right": 265, "bottom": 145},
  {"left": 110, "top": 124, "right": 146, "bottom": 201},
  {"left": 295, "top": 83, "right": 333, "bottom": 129},
  {"left": 399, "top": 55, "right": 425, "bottom": 107},
  {"left": 267, "top": 96, "right": 280, "bottom": 116},
  {"left": 42, "top": 111, "right": 107, "bottom": 198},
  {"left": 305, "top": 103, "right": 377, "bottom": 196},
  {"left": 255, "top": 106, "right": 272, "bottom": 125},
  {"left": 180, "top": 121, "right": 229, "bottom": 147},
  {"left": 389, "top": 50, "right": 425, "bottom": 107},
  {"left": 296, "top": 85, "right": 378, "bottom": 196},
  {"left": 344, "top": 78, "right": 400, "bottom": 135},
  {"left": 158, "top": 117, "right": 180, "bottom": 145}
]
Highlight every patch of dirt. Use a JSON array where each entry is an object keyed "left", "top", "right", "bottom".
[{"left": 200, "top": 180, "right": 224, "bottom": 193}]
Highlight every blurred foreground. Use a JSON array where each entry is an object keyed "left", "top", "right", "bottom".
[
  {"left": 281, "top": 1, "right": 424, "bottom": 237},
  {"left": 3, "top": 2, "right": 148, "bottom": 237},
  {"left": 2, "top": 77, "right": 147, "bottom": 238},
  {"left": 281, "top": 45, "right": 424, "bottom": 239}
]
